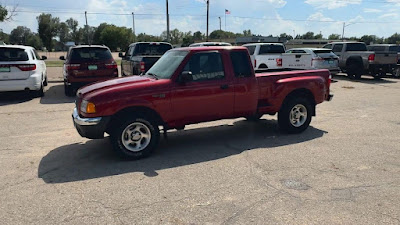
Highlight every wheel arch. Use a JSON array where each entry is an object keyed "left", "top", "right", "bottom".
[{"left": 280, "top": 88, "right": 316, "bottom": 116}]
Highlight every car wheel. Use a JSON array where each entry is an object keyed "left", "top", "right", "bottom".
[
  {"left": 43, "top": 75, "right": 48, "bottom": 86},
  {"left": 64, "top": 83, "right": 74, "bottom": 97},
  {"left": 110, "top": 116, "right": 160, "bottom": 160},
  {"left": 278, "top": 97, "right": 312, "bottom": 134},
  {"left": 34, "top": 84, "right": 44, "bottom": 98},
  {"left": 346, "top": 63, "right": 361, "bottom": 79}
]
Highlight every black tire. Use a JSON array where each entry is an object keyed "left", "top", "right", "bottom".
[
  {"left": 110, "top": 116, "right": 160, "bottom": 160},
  {"left": 64, "top": 83, "right": 74, "bottom": 97},
  {"left": 43, "top": 76, "right": 48, "bottom": 86},
  {"left": 245, "top": 114, "right": 263, "bottom": 121},
  {"left": 278, "top": 97, "right": 312, "bottom": 134},
  {"left": 34, "top": 85, "right": 44, "bottom": 98},
  {"left": 346, "top": 63, "right": 362, "bottom": 79}
]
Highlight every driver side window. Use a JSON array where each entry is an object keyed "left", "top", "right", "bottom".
[{"left": 183, "top": 52, "right": 225, "bottom": 82}]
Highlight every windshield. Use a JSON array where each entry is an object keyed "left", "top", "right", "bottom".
[
  {"left": 0, "top": 48, "right": 29, "bottom": 61},
  {"left": 146, "top": 50, "right": 188, "bottom": 79}
]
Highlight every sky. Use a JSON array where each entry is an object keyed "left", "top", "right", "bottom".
[{"left": 1, "top": 0, "right": 400, "bottom": 38}]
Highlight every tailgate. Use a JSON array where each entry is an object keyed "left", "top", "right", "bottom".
[
  {"left": 142, "top": 56, "right": 162, "bottom": 70},
  {"left": 0, "top": 62, "right": 33, "bottom": 80},
  {"left": 282, "top": 53, "right": 312, "bottom": 70},
  {"left": 374, "top": 52, "right": 398, "bottom": 64}
]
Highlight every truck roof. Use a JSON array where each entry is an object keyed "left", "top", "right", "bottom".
[
  {"left": 328, "top": 42, "right": 366, "bottom": 45},
  {"left": 174, "top": 46, "right": 248, "bottom": 52}
]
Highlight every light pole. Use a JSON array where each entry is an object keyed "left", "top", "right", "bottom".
[
  {"left": 166, "top": 0, "right": 170, "bottom": 42},
  {"left": 342, "top": 22, "right": 356, "bottom": 40},
  {"left": 206, "top": 0, "right": 209, "bottom": 42}
]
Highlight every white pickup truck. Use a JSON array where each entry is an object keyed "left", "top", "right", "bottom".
[
  {"left": 243, "top": 43, "right": 285, "bottom": 72},
  {"left": 282, "top": 48, "right": 340, "bottom": 75}
]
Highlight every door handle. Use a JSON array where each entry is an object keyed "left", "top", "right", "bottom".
[{"left": 220, "top": 84, "right": 229, "bottom": 90}]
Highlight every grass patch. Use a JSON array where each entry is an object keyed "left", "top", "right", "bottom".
[{"left": 45, "top": 60, "right": 122, "bottom": 67}]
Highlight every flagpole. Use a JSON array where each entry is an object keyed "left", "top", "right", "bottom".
[{"left": 225, "top": 10, "right": 226, "bottom": 31}]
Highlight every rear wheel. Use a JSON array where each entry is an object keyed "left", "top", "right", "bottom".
[
  {"left": 64, "top": 83, "right": 74, "bottom": 97},
  {"left": 346, "top": 63, "right": 362, "bottom": 79},
  {"left": 34, "top": 84, "right": 44, "bottom": 98},
  {"left": 278, "top": 97, "right": 312, "bottom": 134},
  {"left": 394, "top": 67, "right": 400, "bottom": 78},
  {"left": 110, "top": 116, "right": 160, "bottom": 160}
]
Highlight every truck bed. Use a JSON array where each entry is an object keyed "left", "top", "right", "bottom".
[{"left": 255, "top": 69, "right": 331, "bottom": 114}]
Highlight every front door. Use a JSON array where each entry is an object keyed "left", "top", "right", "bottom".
[{"left": 171, "top": 51, "right": 234, "bottom": 126}]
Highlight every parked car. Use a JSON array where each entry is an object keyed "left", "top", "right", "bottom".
[
  {"left": 189, "top": 42, "right": 232, "bottom": 47},
  {"left": 243, "top": 43, "right": 285, "bottom": 72},
  {"left": 322, "top": 42, "right": 397, "bottom": 79},
  {"left": 282, "top": 48, "right": 340, "bottom": 74},
  {"left": 0, "top": 45, "right": 47, "bottom": 97},
  {"left": 367, "top": 44, "right": 399, "bottom": 78},
  {"left": 120, "top": 42, "right": 172, "bottom": 76},
  {"left": 61, "top": 45, "right": 118, "bottom": 96},
  {"left": 72, "top": 46, "right": 333, "bottom": 160}
]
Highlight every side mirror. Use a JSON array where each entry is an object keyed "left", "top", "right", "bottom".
[
  {"left": 118, "top": 52, "right": 124, "bottom": 58},
  {"left": 179, "top": 71, "right": 192, "bottom": 84},
  {"left": 41, "top": 56, "right": 47, "bottom": 60},
  {"left": 59, "top": 56, "right": 65, "bottom": 60}
]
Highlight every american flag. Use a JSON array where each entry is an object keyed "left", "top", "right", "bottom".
[{"left": 225, "top": 9, "right": 231, "bottom": 14}]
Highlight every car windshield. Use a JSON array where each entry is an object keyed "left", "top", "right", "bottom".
[
  {"left": 135, "top": 43, "right": 172, "bottom": 55},
  {"left": 146, "top": 50, "right": 188, "bottom": 79},
  {"left": 70, "top": 47, "right": 112, "bottom": 62},
  {"left": 0, "top": 48, "right": 29, "bottom": 61},
  {"left": 346, "top": 43, "right": 367, "bottom": 51}
]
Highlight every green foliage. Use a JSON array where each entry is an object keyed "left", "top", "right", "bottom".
[
  {"left": 98, "top": 24, "right": 133, "bottom": 51},
  {"left": 37, "top": 13, "right": 60, "bottom": 51},
  {"left": 0, "top": 5, "right": 7, "bottom": 22},
  {"left": 9, "top": 26, "right": 32, "bottom": 44},
  {"left": 360, "top": 35, "right": 383, "bottom": 45},
  {"left": 137, "top": 33, "right": 162, "bottom": 42},
  {"left": 66, "top": 18, "right": 81, "bottom": 44},
  {"left": 386, "top": 33, "right": 400, "bottom": 44},
  {"left": 280, "top": 33, "right": 293, "bottom": 40},
  {"left": 209, "top": 30, "right": 236, "bottom": 39},
  {"left": 328, "top": 34, "right": 341, "bottom": 40},
  {"left": 0, "top": 29, "right": 9, "bottom": 43},
  {"left": 26, "top": 34, "right": 43, "bottom": 50}
]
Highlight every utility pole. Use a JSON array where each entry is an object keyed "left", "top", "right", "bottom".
[
  {"left": 206, "top": 0, "right": 209, "bottom": 42},
  {"left": 342, "top": 22, "right": 345, "bottom": 40},
  {"left": 85, "top": 11, "right": 90, "bottom": 45},
  {"left": 132, "top": 12, "right": 135, "bottom": 42},
  {"left": 166, "top": 0, "right": 170, "bottom": 42},
  {"left": 219, "top": 17, "right": 222, "bottom": 42}
]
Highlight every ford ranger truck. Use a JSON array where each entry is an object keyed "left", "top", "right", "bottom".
[{"left": 73, "top": 46, "right": 333, "bottom": 160}]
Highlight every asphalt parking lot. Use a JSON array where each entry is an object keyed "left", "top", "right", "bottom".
[{"left": 0, "top": 69, "right": 399, "bottom": 224}]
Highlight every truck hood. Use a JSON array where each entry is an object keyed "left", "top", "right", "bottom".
[{"left": 77, "top": 76, "right": 153, "bottom": 97}]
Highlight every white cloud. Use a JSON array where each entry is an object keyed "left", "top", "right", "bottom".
[
  {"left": 307, "top": 12, "right": 334, "bottom": 22},
  {"left": 379, "top": 13, "right": 398, "bottom": 19},
  {"left": 363, "top": 8, "right": 382, "bottom": 13},
  {"left": 305, "top": 0, "right": 362, "bottom": 9}
]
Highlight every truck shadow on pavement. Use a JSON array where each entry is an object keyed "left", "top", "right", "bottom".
[
  {"left": 40, "top": 84, "right": 75, "bottom": 104},
  {"left": 38, "top": 119, "right": 327, "bottom": 183},
  {"left": 333, "top": 74, "right": 398, "bottom": 84}
]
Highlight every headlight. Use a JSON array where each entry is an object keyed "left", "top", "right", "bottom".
[{"left": 80, "top": 100, "right": 96, "bottom": 114}]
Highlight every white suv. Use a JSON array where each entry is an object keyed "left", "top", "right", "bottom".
[
  {"left": 243, "top": 43, "right": 285, "bottom": 72},
  {"left": 0, "top": 45, "right": 47, "bottom": 97}
]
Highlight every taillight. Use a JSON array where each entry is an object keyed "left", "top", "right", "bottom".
[
  {"left": 140, "top": 61, "right": 145, "bottom": 72},
  {"left": 368, "top": 54, "right": 375, "bottom": 62},
  {"left": 105, "top": 61, "right": 118, "bottom": 69},
  {"left": 328, "top": 74, "right": 332, "bottom": 86},
  {"left": 66, "top": 64, "right": 80, "bottom": 70},
  {"left": 17, "top": 64, "right": 36, "bottom": 71},
  {"left": 276, "top": 58, "right": 282, "bottom": 67}
]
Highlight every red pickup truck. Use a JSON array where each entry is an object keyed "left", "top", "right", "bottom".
[{"left": 73, "top": 46, "right": 333, "bottom": 160}]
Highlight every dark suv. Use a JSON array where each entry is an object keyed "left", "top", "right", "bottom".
[{"left": 61, "top": 45, "right": 118, "bottom": 96}]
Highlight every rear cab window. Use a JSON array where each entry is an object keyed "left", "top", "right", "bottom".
[
  {"left": 0, "top": 48, "right": 29, "bottom": 61},
  {"left": 346, "top": 43, "right": 367, "bottom": 51},
  {"left": 70, "top": 47, "right": 112, "bottom": 62},
  {"left": 230, "top": 51, "right": 252, "bottom": 78},
  {"left": 332, "top": 44, "right": 343, "bottom": 53},
  {"left": 244, "top": 46, "right": 256, "bottom": 55},
  {"left": 134, "top": 43, "right": 172, "bottom": 56},
  {"left": 389, "top": 46, "right": 399, "bottom": 52},
  {"left": 259, "top": 45, "right": 285, "bottom": 54}
]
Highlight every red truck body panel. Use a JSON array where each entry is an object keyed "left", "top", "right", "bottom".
[{"left": 77, "top": 47, "right": 331, "bottom": 130}]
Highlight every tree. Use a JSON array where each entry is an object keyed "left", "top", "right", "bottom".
[
  {"left": 386, "top": 33, "right": 400, "bottom": 44},
  {"left": 0, "top": 5, "right": 7, "bottom": 22},
  {"left": 280, "top": 33, "right": 293, "bottom": 40},
  {"left": 0, "top": 29, "right": 10, "bottom": 43},
  {"left": 209, "top": 30, "right": 236, "bottom": 39},
  {"left": 66, "top": 18, "right": 81, "bottom": 44},
  {"left": 300, "top": 32, "right": 315, "bottom": 39},
  {"left": 92, "top": 23, "right": 108, "bottom": 44},
  {"left": 193, "top": 31, "right": 204, "bottom": 41},
  {"left": 10, "top": 26, "right": 32, "bottom": 45},
  {"left": 243, "top": 29, "right": 252, "bottom": 36},
  {"left": 328, "top": 34, "right": 340, "bottom": 40},
  {"left": 99, "top": 25, "right": 133, "bottom": 51},
  {"left": 137, "top": 33, "right": 162, "bottom": 42},
  {"left": 58, "top": 22, "right": 70, "bottom": 43},
  {"left": 26, "top": 34, "right": 43, "bottom": 50},
  {"left": 37, "top": 13, "right": 60, "bottom": 51}
]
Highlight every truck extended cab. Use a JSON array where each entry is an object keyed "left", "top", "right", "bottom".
[
  {"left": 322, "top": 42, "right": 396, "bottom": 79},
  {"left": 73, "top": 46, "right": 333, "bottom": 160},
  {"left": 120, "top": 42, "right": 172, "bottom": 76}
]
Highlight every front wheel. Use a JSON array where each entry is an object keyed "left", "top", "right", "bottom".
[
  {"left": 110, "top": 117, "right": 160, "bottom": 160},
  {"left": 278, "top": 97, "right": 312, "bottom": 134}
]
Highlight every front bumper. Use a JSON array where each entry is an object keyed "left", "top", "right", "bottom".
[{"left": 72, "top": 108, "right": 111, "bottom": 139}]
